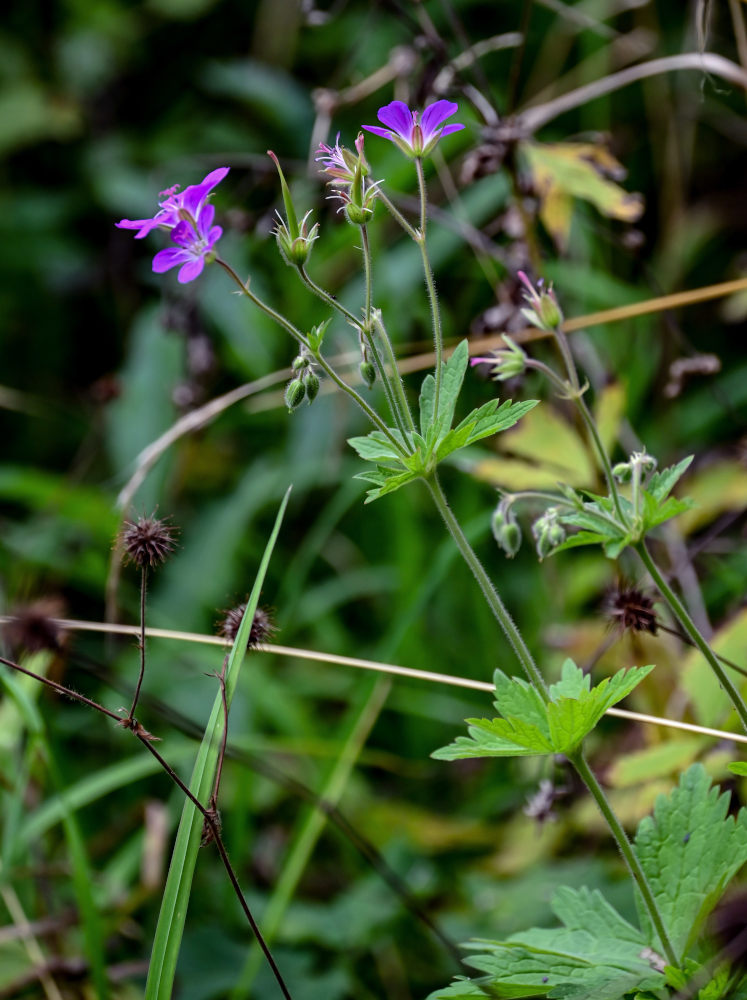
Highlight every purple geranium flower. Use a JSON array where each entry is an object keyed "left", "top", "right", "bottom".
[
  {"left": 363, "top": 100, "right": 464, "bottom": 157},
  {"left": 116, "top": 166, "right": 228, "bottom": 283},
  {"left": 151, "top": 203, "right": 223, "bottom": 284}
]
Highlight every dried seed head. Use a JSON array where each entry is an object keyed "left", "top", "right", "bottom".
[
  {"left": 4, "top": 597, "right": 66, "bottom": 655},
  {"left": 606, "top": 586, "right": 659, "bottom": 636},
  {"left": 218, "top": 603, "right": 277, "bottom": 647},
  {"left": 121, "top": 514, "right": 178, "bottom": 569}
]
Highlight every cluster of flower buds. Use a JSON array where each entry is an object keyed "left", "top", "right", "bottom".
[
  {"left": 316, "top": 133, "right": 379, "bottom": 226},
  {"left": 284, "top": 351, "right": 320, "bottom": 411},
  {"left": 532, "top": 507, "right": 565, "bottom": 560},
  {"left": 470, "top": 335, "right": 527, "bottom": 381},
  {"left": 517, "top": 270, "right": 563, "bottom": 333},
  {"left": 491, "top": 501, "right": 522, "bottom": 558},
  {"left": 268, "top": 151, "right": 319, "bottom": 267},
  {"left": 612, "top": 450, "right": 658, "bottom": 483}
]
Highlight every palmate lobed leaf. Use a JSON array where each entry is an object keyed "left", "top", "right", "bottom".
[
  {"left": 634, "top": 763, "right": 747, "bottom": 960},
  {"left": 429, "top": 886, "right": 666, "bottom": 1000},
  {"left": 433, "top": 660, "right": 652, "bottom": 760}
]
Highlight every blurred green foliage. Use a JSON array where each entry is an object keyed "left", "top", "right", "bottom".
[{"left": 1, "top": 0, "right": 746, "bottom": 997}]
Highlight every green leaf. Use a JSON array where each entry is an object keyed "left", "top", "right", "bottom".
[
  {"left": 347, "top": 429, "right": 406, "bottom": 465},
  {"left": 546, "top": 662, "right": 653, "bottom": 755},
  {"left": 454, "top": 887, "right": 664, "bottom": 1000},
  {"left": 353, "top": 466, "right": 419, "bottom": 503},
  {"left": 144, "top": 487, "right": 291, "bottom": 1000},
  {"left": 437, "top": 340, "right": 469, "bottom": 432},
  {"left": 437, "top": 399, "right": 539, "bottom": 461},
  {"left": 646, "top": 456, "right": 694, "bottom": 503},
  {"left": 433, "top": 661, "right": 652, "bottom": 760},
  {"left": 728, "top": 761, "right": 747, "bottom": 776},
  {"left": 634, "top": 763, "right": 747, "bottom": 959}
]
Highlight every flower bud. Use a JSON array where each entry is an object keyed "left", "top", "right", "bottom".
[
  {"left": 532, "top": 508, "right": 564, "bottom": 561},
  {"left": 303, "top": 371, "right": 320, "bottom": 403},
  {"left": 284, "top": 378, "right": 306, "bottom": 411},
  {"left": 344, "top": 201, "right": 374, "bottom": 226},
  {"left": 500, "top": 522, "right": 522, "bottom": 558},
  {"left": 292, "top": 354, "right": 308, "bottom": 371},
  {"left": 360, "top": 361, "right": 376, "bottom": 388},
  {"left": 612, "top": 462, "right": 632, "bottom": 483}
]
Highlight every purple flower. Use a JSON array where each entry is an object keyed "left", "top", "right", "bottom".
[
  {"left": 151, "top": 204, "right": 223, "bottom": 284},
  {"left": 116, "top": 167, "right": 228, "bottom": 283},
  {"left": 116, "top": 167, "right": 229, "bottom": 239},
  {"left": 363, "top": 100, "right": 464, "bottom": 157}
]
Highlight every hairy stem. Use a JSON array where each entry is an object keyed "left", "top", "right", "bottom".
[
  {"left": 424, "top": 474, "right": 548, "bottom": 697},
  {"left": 415, "top": 158, "right": 444, "bottom": 418},
  {"left": 296, "top": 265, "right": 360, "bottom": 327},
  {"left": 635, "top": 540, "right": 747, "bottom": 733},
  {"left": 375, "top": 189, "right": 420, "bottom": 241},
  {"left": 216, "top": 257, "right": 407, "bottom": 457},
  {"left": 570, "top": 750, "right": 678, "bottom": 967}
]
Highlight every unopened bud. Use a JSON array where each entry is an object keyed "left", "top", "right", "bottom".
[
  {"left": 360, "top": 361, "right": 376, "bottom": 388},
  {"left": 612, "top": 462, "right": 632, "bottom": 484},
  {"left": 284, "top": 378, "right": 306, "bottom": 411},
  {"left": 532, "top": 509, "right": 564, "bottom": 561},
  {"left": 303, "top": 371, "right": 320, "bottom": 403},
  {"left": 292, "top": 355, "right": 308, "bottom": 372},
  {"left": 345, "top": 202, "right": 374, "bottom": 226}
]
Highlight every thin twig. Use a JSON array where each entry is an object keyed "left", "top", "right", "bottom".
[
  {"left": 0, "top": 654, "right": 293, "bottom": 1000},
  {"left": 518, "top": 52, "right": 747, "bottom": 132},
  {"left": 133, "top": 735, "right": 294, "bottom": 1000},
  {"left": 127, "top": 566, "right": 148, "bottom": 723},
  {"left": 29, "top": 620, "right": 747, "bottom": 747}
]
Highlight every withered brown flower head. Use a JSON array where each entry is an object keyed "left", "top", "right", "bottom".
[
  {"left": 4, "top": 597, "right": 66, "bottom": 655},
  {"left": 121, "top": 514, "right": 178, "bottom": 569},
  {"left": 218, "top": 603, "right": 276, "bottom": 648},
  {"left": 606, "top": 586, "right": 659, "bottom": 636}
]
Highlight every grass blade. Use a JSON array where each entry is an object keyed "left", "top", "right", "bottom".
[{"left": 145, "top": 485, "right": 292, "bottom": 1000}]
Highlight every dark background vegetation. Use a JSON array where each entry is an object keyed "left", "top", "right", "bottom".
[{"left": 1, "top": 0, "right": 746, "bottom": 997}]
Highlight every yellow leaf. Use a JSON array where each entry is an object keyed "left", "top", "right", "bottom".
[
  {"left": 593, "top": 382, "right": 626, "bottom": 455},
  {"left": 681, "top": 607, "right": 747, "bottom": 728},
  {"left": 678, "top": 459, "right": 747, "bottom": 534},
  {"left": 465, "top": 404, "right": 594, "bottom": 490},
  {"left": 521, "top": 140, "right": 644, "bottom": 248}
]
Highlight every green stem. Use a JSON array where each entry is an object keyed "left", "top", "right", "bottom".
[
  {"left": 375, "top": 189, "right": 420, "bottom": 241},
  {"left": 372, "top": 314, "right": 416, "bottom": 435},
  {"left": 216, "top": 258, "right": 407, "bottom": 458},
  {"left": 360, "top": 225, "right": 372, "bottom": 328},
  {"left": 425, "top": 473, "right": 548, "bottom": 698},
  {"left": 415, "top": 157, "right": 444, "bottom": 421},
  {"left": 296, "top": 265, "right": 361, "bottom": 328},
  {"left": 635, "top": 540, "right": 747, "bottom": 733},
  {"left": 427, "top": 474, "right": 678, "bottom": 963},
  {"left": 363, "top": 327, "right": 411, "bottom": 444},
  {"left": 526, "top": 358, "right": 628, "bottom": 525},
  {"left": 569, "top": 750, "right": 678, "bottom": 967}
]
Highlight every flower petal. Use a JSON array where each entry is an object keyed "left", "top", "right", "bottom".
[
  {"left": 152, "top": 247, "right": 189, "bottom": 273},
  {"left": 170, "top": 220, "right": 195, "bottom": 247},
  {"left": 206, "top": 225, "right": 223, "bottom": 245},
  {"left": 376, "top": 101, "right": 413, "bottom": 139},
  {"left": 199, "top": 166, "right": 230, "bottom": 191},
  {"left": 196, "top": 203, "right": 215, "bottom": 236},
  {"left": 435, "top": 123, "right": 464, "bottom": 138},
  {"left": 177, "top": 258, "right": 205, "bottom": 283},
  {"left": 361, "top": 125, "right": 396, "bottom": 140},
  {"left": 116, "top": 217, "right": 163, "bottom": 239},
  {"left": 421, "top": 100, "right": 459, "bottom": 136}
]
